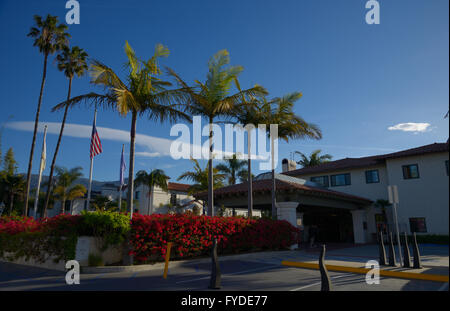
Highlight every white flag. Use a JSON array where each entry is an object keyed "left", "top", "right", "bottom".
[{"left": 40, "top": 131, "right": 46, "bottom": 174}]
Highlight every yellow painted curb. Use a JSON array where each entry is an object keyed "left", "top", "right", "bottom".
[{"left": 281, "top": 261, "right": 449, "bottom": 283}]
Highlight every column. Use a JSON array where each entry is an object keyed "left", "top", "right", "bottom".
[
  {"left": 277, "top": 202, "right": 300, "bottom": 249},
  {"left": 351, "top": 209, "right": 368, "bottom": 244}
]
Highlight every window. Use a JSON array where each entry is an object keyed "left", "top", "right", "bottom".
[
  {"left": 409, "top": 218, "right": 427, "bottom": 233},
  {"left": 170, "top": 193, "right": 177, "bottom": 206},
  {"left": 310, "top": 176, "right": 329, "bottom": 187},
  {"left": 402, "top": 164, "right": 419, "bottom": 179},
  {"left": 330, "top": 173, "right": 351, "bottom": 186},
  {"left": 446, "top": 160, "right": 449, "bottom": 176},
  {"left": 135, "top": 191, "right": 140, "bottom": 200},
  {"left": 365, "top": 170, "right": 380, "bottom": 183}
]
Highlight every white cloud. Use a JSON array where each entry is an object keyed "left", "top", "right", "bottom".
[
  {"left": 388, "top": 122, "right": 431, "bottom": 133},
  {"left": 5, "top": 121, "right": 173, "bottom": 157},
  {"left": 5, "top": 121, "right": 268, "bottom": 160},
  {"left": 135, "top": 151, "right": 161, "bottom": 158}
]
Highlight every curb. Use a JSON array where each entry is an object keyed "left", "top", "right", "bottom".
[
  {"left": 80, "top": 250, "right": 291, "bottom": 274},
  {"left": 281, "top": 261, "right": 449, "bottom": 283}
]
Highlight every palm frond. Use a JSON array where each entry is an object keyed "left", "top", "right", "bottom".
[{"left": 51, "top": 92, "right": 118, "bottom": 112}]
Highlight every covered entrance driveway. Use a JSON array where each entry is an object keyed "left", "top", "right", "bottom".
[
  {"left": 299, "top": 205, "right": 354, "bottom": 243},
  {"left": 195, "top": 174, "right": 374, "bottom": 244}
]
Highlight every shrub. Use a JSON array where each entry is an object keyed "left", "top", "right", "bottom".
[
  {"left": 0, "top": 214, "right": 80, "bottom": 263},
  {"left": 78, "top": 211, "right": 130, "bottom": 250},
  {"left": 411, "top": 234, "right": 449, "bottom": 245},
  {"left": 88, "top": 253, "right": 104, "bottom": 267},
  {"left": 0, "top": 212, "right": 130, "bottom": 264},
  {"left": 129, "top": 214, "right": 299, "bottom": 263}
]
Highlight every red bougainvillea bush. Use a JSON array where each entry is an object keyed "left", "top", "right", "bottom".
[
  {"left": 129, "top": 213, "right": 300, "bottom": 263},
  {"left": 0, "top": 214, "right": 81, "bottom": 235}
]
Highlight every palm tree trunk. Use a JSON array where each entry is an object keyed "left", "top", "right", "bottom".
[
  {"left": 271, "top": 135, "right": 277, "bottom": 220},
  {"left": 24, "top": 53, "right": 49, "bottom": 216},
  {"left": 147, "top": 186, "right": 152, "bottom": 215},
  {"left": 61, "top": 197, "right": 66, "bottom": 214},
  {"left": 247, "top": 130, "right": 253, "bottom": 218},
  {"left": 127, "top": 111, "right": 137, "bottom": 218},
  {"left": 43, "top": 77, "right": 73, "bottom": 218},
  {"left": 208, "top": 116, "right": 214, "bottom": 216},
  {"left": 9, "top": 193, "right": 14, "bottom": 215},
  {"left": 150, "top": 185, "right": 154, "bottom": 214}
]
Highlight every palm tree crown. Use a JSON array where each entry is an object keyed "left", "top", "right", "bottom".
[
  {"left": 168, "top": 50, "right": 267, "bottom": 216},
  {"left": 27, "top": 14, "right": 70, "bottom": 55},
  {"left": 215, "top": 154, "right": 247, "bottom": 185},
  {"left": 135, "top": 169, "right": 170, "bottom": 192},
  {"left": 178, "top": 159, "right": 225, "bottom": 196},
  {"left": 52, "top": 41, "right": 191, "bottom": 216},
  {"left": 56, "top": 46, "right": 89, "bottom": 79},
  {"left": 135, "top": 169, "right": 170, "bottom": 215},
  {"left": 53, "top": 166, "right": 86, "bottom": 214},
  {"left": 295, "top": 149, "right": 332, "bottom": 168}
]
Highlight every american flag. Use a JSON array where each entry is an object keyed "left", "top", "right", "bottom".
[{"left": 90, "top": 120, "right": 102, "bottom": 159}]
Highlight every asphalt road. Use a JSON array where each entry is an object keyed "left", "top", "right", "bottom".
[{"left": 0, "top": 258, "right": 447, "bottom": 291}]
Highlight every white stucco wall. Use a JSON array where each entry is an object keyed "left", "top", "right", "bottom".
[
  {"left": 134, "top": 184, "right": 195, "bottom": 215},
  {"left": 385, "top": 153, "right": 449, "bottom": 235},
  {"left": 289, "top": 151, "right": 449, "bottom": 235}
]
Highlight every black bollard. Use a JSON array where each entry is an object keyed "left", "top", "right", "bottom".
[
  {"left": 209, "top": 238, "right": 221, "bottom": 289},
  {"left": 402, "top": 232, "right": 411, "bottom": 268},
  {"left": 412, "top": 232, "right": 423, "bottom": 269},
  {"left": 378, "top": 231, "right": 387, "bottom": 266},
  {"left": 319, "top": 245, "right": 332, "bottom": 291},
  {"left": 388, "top": 232, "right": 397, "bottom": 266}
]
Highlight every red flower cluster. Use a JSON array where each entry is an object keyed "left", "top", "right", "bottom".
[
  {"left": 0, "top": 214, "right": 81, "bottom": 235},
  {"left": 0, "top": 216, "right": 40, "bottom": 234},
  {"left": 129, "top": 214, "right": 300, "bottom": 263}
]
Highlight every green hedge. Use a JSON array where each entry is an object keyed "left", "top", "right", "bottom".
[{"left": 0, "top": 212, "right": 130, "bottom": 264}]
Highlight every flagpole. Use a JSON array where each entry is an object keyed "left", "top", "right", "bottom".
[
  {"left": 33, "top": 125, "right": 47, "bottom": 218},
  {"left": 86, "top": 109, "right": 97, "bottom": 211},
  {"left": 118, "top": 144, "right": 124, "bottom": 211}
]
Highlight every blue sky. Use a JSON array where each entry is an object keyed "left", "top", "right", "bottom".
[{"left": 0, "top": 0, "right": 448, "bottom": 183}]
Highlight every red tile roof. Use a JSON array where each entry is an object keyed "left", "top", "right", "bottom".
[
  {"left": 285, "top": 142, "right": 449, "bottom": 176},
  {"left": 168, "top": 182, "right": 191, "bottom": 192},
  {"left": 195, "top": 178, "right": 372, "bottom": 204}
]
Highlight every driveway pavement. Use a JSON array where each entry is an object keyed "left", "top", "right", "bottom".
[{"left": 0, "top": 244, "right": 448, "bottom": 291}]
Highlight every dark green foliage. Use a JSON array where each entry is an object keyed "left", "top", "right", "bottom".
[
  {"left": 88, "top": 253, "right": 104, "bottom": 267},
  {"left": 78, "top": 211, "right": 131, "bottom": 250}
]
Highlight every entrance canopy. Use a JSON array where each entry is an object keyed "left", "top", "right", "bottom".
[{"left": 195, "top": 173, "right": 372, "bottom": 211}]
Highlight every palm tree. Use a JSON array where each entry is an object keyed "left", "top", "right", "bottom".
[
  {"left": 229, "top": 93, "right": 266, "bottom": 218},
  {"left": 24, "top": 15, "right": 70, "bottom": 216},
  {"left": 215, "top": 154, "right": 247, "bottom": 185},
  {"left": 53, "top": 166, "right": 86, "bottom": 214},
  {"left": 52, "top": 41, "right": 190, "bottom": 217},
  {"left": 1, "top": 174, "right": 25, "bottom": 215},
  {"left": 29, "top": 190, "right": 56, "bottom": 217},
  {"left": 237, "top": 169, "right": 253, "bottom": 183},
  {"left": 91, "top": 195, "right": 114, "bottom": 212},
  {"left": 42, "top": 46, "right": 88, "bottom": 217},
  {"left": 178, "top": 158, "right": 225, "bottom": 213},
  {"left": 295, "top": 149, "right": 332, "bottom": 168},
  {"left": 134, "top": 169, "right": 170, "bottom": 215},
  {"left": 168, "top": 50, "right": 267, "bottom": 216},
  {"left": 259, "top": 92, "right": 322, "bottom": 219}
]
